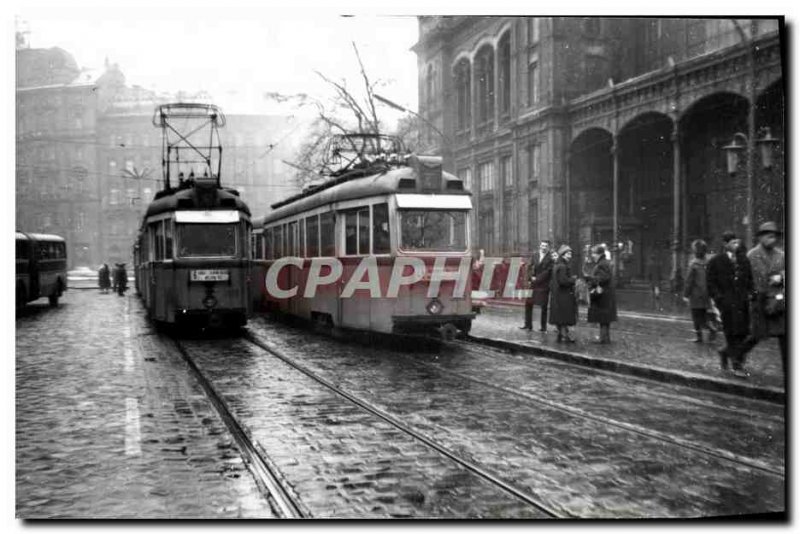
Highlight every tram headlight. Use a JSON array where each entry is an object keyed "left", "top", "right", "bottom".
[
  {"left": 203, "top": 295, "right": 218, "bottom": 309},
  {"left": 426, "top": 298, "right": 443, "bottom": 315}
]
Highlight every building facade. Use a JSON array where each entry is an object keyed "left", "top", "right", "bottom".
[
  {"left": 16, "top": 38, "right": 302, "bottom": 267},
  {"left": 413, "top": 17, "right": 784, "bottom": 282}
]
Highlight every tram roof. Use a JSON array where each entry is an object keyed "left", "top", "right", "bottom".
[
  {"left": 255, "top": 165, "right": 469, "bottom": 227},
  {"left": 144, "top": 184, "right": 251, "bottom": 219}
]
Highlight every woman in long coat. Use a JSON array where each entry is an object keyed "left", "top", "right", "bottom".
[
  {"left": 586, "top": 244, "right": 617, "bottom": 343},
  {"left": 98, "top": 263, "right": 111, "bottom": 293},
  {"left": 549, "top": 245, "right": 578, "bottom": 343},
  {"left": 683, "top": 239, "right": 714, "bottom": 343}
]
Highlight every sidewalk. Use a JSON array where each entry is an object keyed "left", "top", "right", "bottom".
[{"left": 470, "top": 302, "right": 785, "bottom": 402}]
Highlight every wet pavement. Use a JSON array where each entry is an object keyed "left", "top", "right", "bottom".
[
  {"left": 16, "top": 291, "right": 273, "bottom": 518},
  {"left": 245, "top": 317, "right": 785, "bottom": 518},
  {"left": 16, "top": 291, "right": 786, "bottom": 518},
  {"left": 471, "top": 303, "right": 785, "bottom": 392}
]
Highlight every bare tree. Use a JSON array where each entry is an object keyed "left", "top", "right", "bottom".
[{"left": 286, "top": 42, "right": 389, "bottom": 187}]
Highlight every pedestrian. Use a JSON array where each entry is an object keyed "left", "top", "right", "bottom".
[
  {"left": 707, "top": 233, "right": 755, "bottom": 378},
  {"left": 522, "top": 241, "right": 554, "bottom": 331},
  {"left": 645, "top": 251, "right": 663, "bottom": 311},
  {"left": 549, "top": 245, "right": 578, "bottom": 343},
  {"left": 113, "top": 263, "right": 128, "bottom": 296},
  {"left": 586, "top": 244, "right": 617, "bottom": 343},
  {"left": 576, "top": 244, "right": 593, "bottom": 305},
  {"left": 683, "top": 239, "right": 715, "bottom": 343},
  {"left": 739, "top": 221, "right": 786, "bottom": 373},
  {"left": 98, "top": 263, "right": 111, "bottom": 294}
]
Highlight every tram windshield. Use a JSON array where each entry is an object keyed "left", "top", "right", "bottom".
[
  {"left": 177, "top": 223, "right": 238, "bottom": 257},
  {"left": 399, "top": 210, "right": 468, "bottom": 252}
]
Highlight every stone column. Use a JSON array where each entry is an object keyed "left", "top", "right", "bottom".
[
  {"left": 611, "top": 136, "right": 619, "bottom": 275},
  {"left": 671, "top": 124, "right": 681, "bottom": 281}
]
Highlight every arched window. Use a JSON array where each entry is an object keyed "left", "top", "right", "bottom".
[
  {"left": 475, "top": 45, "right": 495, "bottom": 126},
  {"left": 498, "top": 33, "right": 511, "bottom": 117},
  {"left": 453, "top": 59, "right": 472, "bottom": 132}
]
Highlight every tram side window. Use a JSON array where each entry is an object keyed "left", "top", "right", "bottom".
[
  {"left": 320, "top": 212, "right": 335, "bottom": 257},
  {"left": 275, "top": 225, "right": 284, "bottom": 259},
  {"left": 154, "top": 222, "right": 165, "bottom": 260},
  {"left": 299, "top": 220, "right": 306, "bottom": 258},
  {"left": 264, "top": 228, "right": 273, "bottom": 260},
  {"left": 306, "top": 215, "right": 319, "bottom": 257},
  {"left": 373, "top": 203, "right": 390, "bottom": 254},
  {"left": 164, "top": 221, "right": 173, "bottom": 259},
  {"left": 358, "top": 208, "right": 370, "bottom": 255},
  {"left": 344, "top": 211, "right": 358, "bottom": 255},
  {"left": 288, "top": 222, "right": 297, "bottom": 257}
]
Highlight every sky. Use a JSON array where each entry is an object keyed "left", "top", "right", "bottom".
[{"left": 16, "top": 8, "right": 420, "bottom": 122}]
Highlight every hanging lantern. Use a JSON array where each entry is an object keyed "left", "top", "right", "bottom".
[
  {"left": 721, "top": 133, "right": 747, "bottom": 175},
  {"left": 756, "top": 127, "right": 781, "bottom": 170}
]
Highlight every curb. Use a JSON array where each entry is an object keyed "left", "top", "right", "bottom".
[
  {"left": 467, "top": 334, "right": 785, "bottom": 405},
  {"left": 481, "top": 300, "right": 691, "bottom": 323}
]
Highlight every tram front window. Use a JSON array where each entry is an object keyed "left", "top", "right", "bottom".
[
  {"left": 399, "top": 210, "right": 468, "bottom": 251},
  {"left": 177, "top": 223, "right": 238, "bottom": 257}
]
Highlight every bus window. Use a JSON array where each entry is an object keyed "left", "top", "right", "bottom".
[
  {"left": 16, "top": 239, "right": 27, "bottom": 260},
  {"left": 373, "top": 203, "right": 390, "bottom": 254},
  {"left": 164, "top": 221, "right": 174, "bottom": 259},
  {"left": 345, "top": 211, "right": 358, "bottom": 255},
  {"left": 320, "top": 212, "right": 335, "bottom": 257},
  {"left": 306, "top": 215, "right": 319, "bottom": 257},
  {"left": 358, "top": 208, "right": 370, "bottom": 255}
]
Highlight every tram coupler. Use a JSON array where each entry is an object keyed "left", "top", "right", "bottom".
[{"left": 438, "top": 323, "right": 459, "bottom": 342}]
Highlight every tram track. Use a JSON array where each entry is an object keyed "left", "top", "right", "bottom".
[
  {"left": 246, "top": 319, "right": 784, "bottom": 481},
  {"left": 443, "top": 340, "right": 784, "bottom": 477},
  {"left": 170, "top": 337, "right": 308, "bottom": 519},
  {"left": 238, "top": 330, "right": 565, "bottom": 518}
]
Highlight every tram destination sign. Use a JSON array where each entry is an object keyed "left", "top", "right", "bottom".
[{"left": 190, "top": 269, "right": 230, "bottom": 282}]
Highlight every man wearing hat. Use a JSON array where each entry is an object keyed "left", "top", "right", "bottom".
[
  {"left": 707, "top": 231, "right": 755, "bottom": 377},
  {"left": 740, "top": 221, "right": 786, "bottom": 372}
]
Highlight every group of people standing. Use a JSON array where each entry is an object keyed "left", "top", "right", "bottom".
[
  {"left": 522, "top": 240, "right": 617, "bottom": 344},
  {"left": 98, "top": 263, "right": 128, "bottom": 296},
  {"left": 520, "top": 220, "right": 784, "bottom": 380},
  {"left": 682, "top": 222, "right": 785, "bottom": 378}
]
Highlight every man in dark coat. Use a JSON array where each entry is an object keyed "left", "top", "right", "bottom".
[
  {"left": 586, "top": 244, "right": 617, "bottom": 343},
  {"left": 549, "top": 245, "right": 578, "bottom": 342},
  {"left": 98, "top": 263, "right": 111, "bottom": 293},
  {"left": 740, "top": 221, "right": 786, "bottom": 373},
  {"left": 707, "top": 232, "right": 755, "bottom": 377},
  {"left": 522, "top": 240, "right": 553, "bottom": 331}
]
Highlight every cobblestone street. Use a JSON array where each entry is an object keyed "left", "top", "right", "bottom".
[
  {"left": 16, "top": 291, "right": 785, "bottom": 518},
  {"left": 16, "top": 291, "right": 273, "bottom": 518}
]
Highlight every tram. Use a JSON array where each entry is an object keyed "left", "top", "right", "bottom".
[
  {"left": 16, "top": 232, "right": 67, "bottom": 309},
  {"left": 251, "top": 133, "right": 475, "bottom": 339},
  {"left": 133, "top": 103, "right": 252, "bottom": 328}
]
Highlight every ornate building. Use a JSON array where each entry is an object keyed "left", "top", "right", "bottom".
[
  {"left": 413, "top": 17, "right": 784, "bottom": 281},
  {"left": 17, "top": 37, "right": 302, "bottom": 267}
]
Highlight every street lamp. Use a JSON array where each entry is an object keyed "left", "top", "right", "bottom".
[
  {"left": 756, "top": 127, "right": 781, "bottom": 169},
  {"left": 722, "top": 129, "right": 782, "bottom": 174}
]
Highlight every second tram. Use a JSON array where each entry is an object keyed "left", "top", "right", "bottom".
[
  {"left": 133, "top": 103, "right": 252, "bottom": 328},
  {"left": 251, "top": 134, "right": 475, "bottom": 339}
]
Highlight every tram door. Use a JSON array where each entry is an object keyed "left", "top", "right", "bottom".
[{"left": 339, "top": 209, "right": 370, "bottom": 330}]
